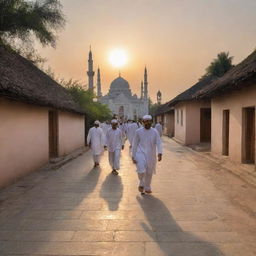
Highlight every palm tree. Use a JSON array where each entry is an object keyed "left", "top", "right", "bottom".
[
  {"left": 0, "top": 0, "right": 65, "bottom": 47},
  {"left": 205, "top": 52, "right": 234, "bottom": 77}
]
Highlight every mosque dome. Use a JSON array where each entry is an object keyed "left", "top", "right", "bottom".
[{"left": 108, "top": 76, "right": 132, "bottom": 98}]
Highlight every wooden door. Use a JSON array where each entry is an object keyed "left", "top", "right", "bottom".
[
  {"left": 243, "top": 107, "right": 255, "bottom": 163},
  {"left": 49, "top": 110, "right": 59, "bottom": 158},
  {"left": 200, "top": 108, "right": 211, "bottom": 142},
  {"left": 222, "top": 110, "right": 230, "bottom": 156}
]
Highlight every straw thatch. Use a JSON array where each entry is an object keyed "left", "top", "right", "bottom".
[
  {"left": 196, "top": 50, "right": 256, "bottom": 99},
  {"left": 168, "top": 76, "right": 214, "bottom": 107},
  {"left": 0, "top": 46, "right": 83, "bottom": 114}
]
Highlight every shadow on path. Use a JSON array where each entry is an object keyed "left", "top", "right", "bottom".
[
  {"left": 137, "top": 195, "right": 223, "bottom": 256},
  {"left": 100, "top": 173, "right": 123, "bottom": 211}
]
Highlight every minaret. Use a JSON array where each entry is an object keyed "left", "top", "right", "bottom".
[
  {"left": 97, "top": 67, "right": 102, "bottom": 97},
  {"left": 87, "top": 46, "right": 95, "bottom": 91},
  {"left": 143, "top": 66, "right": 148, "bottom": 100},
  {"left": 140, "top": 81, "right": 144, "bottom": 99},
  {"left": 157, "top": 90, "right": 162, "bottom": 105}
]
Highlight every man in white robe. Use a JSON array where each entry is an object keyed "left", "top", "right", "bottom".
[
  {"left": 106, "top": 119, "right": 124, "bottom": 175},
  {"left": 87, "top": 120, "right": 105, "bottom": 167},
  {"left": 155, "top": 121, "right": 163, "bottom": 137},
  {"left": 132, "top": 115, "right": 162, "bottom": 194},
  {"left": 127, "top": 121, "right": 140, "bottom": 148}
]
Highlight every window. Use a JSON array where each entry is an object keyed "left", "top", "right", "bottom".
[{"left": 177, "top": 109, "right": 179, "bottom": 124}]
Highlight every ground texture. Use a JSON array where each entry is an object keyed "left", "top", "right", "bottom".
[{"left": 0, "top": 137, "right": 256, "bottom": 256}]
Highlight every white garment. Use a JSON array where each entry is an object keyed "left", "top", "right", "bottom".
[
  {"left": 138, "top": 172, "right": 153, "bottom": 191},
  {"left": 132, "top": 127, "right": 162, "bottom": 174},
  {"left": 87, "top": 127, "right": 105, "bottom": 156},
  {"left": 106, "top": 128, "right": 123, "bottom": 170},
  {"left": 108, "top": 149, "right": 121, "bottom": 170},
  {"left": 155, "top": 123, "right": 163, "bottom": 137},
  {"left": 119, "top": 124, "right": 127, "bottom": 145},
  {"left": 101, "top": 123, "right": 110, "bottom": 136},
  {"left": 93, "top": 154, "right": 101, "bottom": 163},
  {"left": 127, "top": 122, "right": 140, "bottom": 145},
  {"left": 106, "top": 127, "right": 123, "bottom": 152}
]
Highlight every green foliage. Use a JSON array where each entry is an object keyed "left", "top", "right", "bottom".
[
  {"left": 148, "top": 97, "right": 158, "bottom": 116},
  {"left": 0, "top": 0, "right": 65, "bottom": 48},
  {"left": 62, "top": 79, "right": 112, "bottom": 122},
  {"left": 204, "top": 52, "right": 234, "bottom": 78}
]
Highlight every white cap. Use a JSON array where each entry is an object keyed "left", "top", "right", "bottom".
[
  {"left": 142, "top": 115, "right": 152, "bottom": 120},
  {"left": 111, "top": 119, "right": 118, "bottom": 124},
  {"left": 94, "top": 120, "right": 100, "bottom": 125}
]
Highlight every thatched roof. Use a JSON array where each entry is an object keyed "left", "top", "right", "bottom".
[
  {"left": 0, "top": 46, "right": 84, "bottom": 114},
  {"left": 195, "top": 50, "right": 256, "bottom": 99},
  {"left": 154, "top": 102, "right": 173, "bottom": 116},
  {"left": 168, "top": 76, "right": 214, "bottom": 107}
]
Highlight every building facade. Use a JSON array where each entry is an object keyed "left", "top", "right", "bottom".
[
  {"left": 0, "top": 46, "right": 86, "bottom": 188},
  {"left": 87, "top": 49, "right": 149, "bottom": 120}
]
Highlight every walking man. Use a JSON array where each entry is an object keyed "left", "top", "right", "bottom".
[
  {"left": 132, "top": 115, "right": 162, "bottom": 194},
  {"left": 87, "top": 120, "right": 105, "bottom": 167},
  {"left": 106, "top": 119, "right": 124, "bottom": 175},
  {"left": 155, "top": 121, "right": 163, "bottom": 137},
  {"left": 127, "top": 120, "right": 140, "bottom": 148}
]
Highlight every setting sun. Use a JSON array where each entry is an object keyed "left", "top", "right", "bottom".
[{"left": 108, "top": 49, "right": 128, "bottom": 68}]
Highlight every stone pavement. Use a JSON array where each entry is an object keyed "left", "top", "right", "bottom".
[{"left": 0, "top": 137, "right": 256, "bottom": 256}]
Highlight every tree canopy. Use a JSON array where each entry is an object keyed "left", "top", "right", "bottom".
[
  {"left": 205, "top": 52, "right": 234, "bottom": 78},
  {"left": 0, "top": 0, "right": 65, "bottom": 47},
  {"left": 62, "top": 79, "right": 112, "bottom": 122}
]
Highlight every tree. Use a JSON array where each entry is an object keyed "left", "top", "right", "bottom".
[
  {"left": 148, "top": 97, "right": 158, "bottom": 117},
  {"left": 0, "top": 0, "right": 65, "bottom": 64},
  {"left": 0, "top": 0, "right": 65, "bottom": 47},
  {"left": 62, "top": 79, "right": 112, "bottom": 122},
  {"left": 204, "top": 52, "right": 234, "bottom": 78}
]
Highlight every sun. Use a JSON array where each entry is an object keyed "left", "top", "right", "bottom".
[{"left": 109, "top": 49, "right": 128, "bottom": 68}]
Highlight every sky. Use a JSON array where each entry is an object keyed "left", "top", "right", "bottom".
[{"left": 37, "top": 0, "right": 256, "bottom": 103}]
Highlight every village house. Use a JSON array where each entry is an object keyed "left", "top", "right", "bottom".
[
  {"left": 154, "top": 103, "right": 175, "bottom": 137},
  {"left": 167, "top": 77, "right": 214, "bottom": 146},
  {"left": 0, "top": 46, "right": 86, "bottom": 188},
  {"left": 196, "top": 50, "right": 256, "bottom": 168}
]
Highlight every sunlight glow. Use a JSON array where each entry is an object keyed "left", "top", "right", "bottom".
[{"left": 109, "top": 49, "right": 128, "bottom": 68}]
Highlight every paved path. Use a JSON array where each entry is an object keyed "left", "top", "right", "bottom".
[{"left": 0, "top": 137, "right": 256, "bottom": 255}]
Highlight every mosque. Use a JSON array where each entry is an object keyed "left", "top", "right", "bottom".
[{"left": 86, "top": 48, "right": 149, "bottom": 120}]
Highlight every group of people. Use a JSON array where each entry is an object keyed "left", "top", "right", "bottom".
[{"left": 87, "top": 116, "right": 163, "bottom": 194}]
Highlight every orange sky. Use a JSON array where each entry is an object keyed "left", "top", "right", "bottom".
[{"left": 37, "top": 0, "right": 256, "bottom": 103}]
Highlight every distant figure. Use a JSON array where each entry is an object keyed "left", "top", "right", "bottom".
[
  {"left": 101, "top": 122, "right": 110, "bottom": 136},
  {"left": 155, "top": 121, "right": 163, "bottom": 137},
  {"left": 106, "top": 119, "right": 124, "bottom": 175},
  {"left": 127, "top": 121, "right": 140, "bottom": 148},
  {"left": 87, "top": 120, "right": 105, "bottom": 167},
  {"left": 132, "top": 115, "right": 162, "bottom": 194}
]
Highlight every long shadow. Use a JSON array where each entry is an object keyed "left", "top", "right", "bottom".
[
  {"left": 137, "top": 195, "right": 223, "bottom": 256},
  {"left": 0, "top": 155, "right": 104, "bottom": 254},
  {"left": 78, "top": 166, "right": 101, "bottom": 196},
  {"left": 100, "top": 173, "right": 123, "bottom": 211}
]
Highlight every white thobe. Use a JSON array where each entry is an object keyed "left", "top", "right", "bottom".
[
  {"left": 101, "top": 123, "right": 110, "bottom": 136},
  {"left": 119, "top": 123, "right": 127, "bottom": 145},
  {"left": 155, "top": 123, "right": 163, "bottom": 137},
  {"left": 106, "top": 128, "right": 123, "bottom": 170},
  {"left": 132, "top": 127, "right": 162, "bottom": 190},
  {"left": 87, "top": 127, "right": 105, "bottom": 162},
  {"left": 127, "top": 123, "right": 140, "bottom": 146}
]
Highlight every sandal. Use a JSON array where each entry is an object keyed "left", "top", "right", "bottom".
[
  {"left": 138, "top": 186, "right": 144, "bottom": 193},
  {"left": 111, "top": 170, "right": 119, "bottom": 175},
  {"left": 145, "top": 190, "right": 152, "bottom": 194}
]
